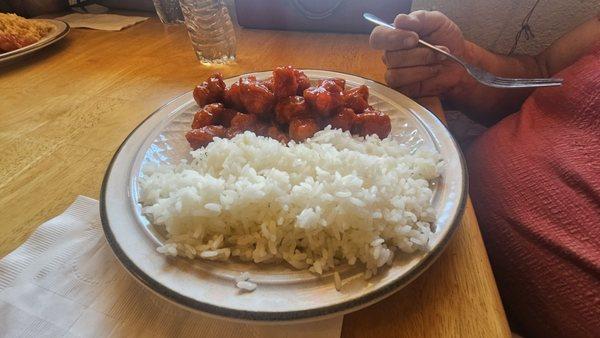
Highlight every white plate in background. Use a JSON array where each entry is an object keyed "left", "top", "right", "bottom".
[{"left": 0, "top": 19, "right": 69, "bottom": 63}]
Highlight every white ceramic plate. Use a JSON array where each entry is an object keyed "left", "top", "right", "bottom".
[
  {"left": 101, "top": 70, "right": 467, "bottom": 323},
  {"left": 0, "top": 19, "right": 69, "bottom": 63}
]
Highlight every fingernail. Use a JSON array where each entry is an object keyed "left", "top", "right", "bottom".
[{"left": 404, "top": 36, "right": 417, "bottom": 48}]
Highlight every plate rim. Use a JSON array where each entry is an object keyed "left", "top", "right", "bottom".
[
  {"left": 100, "top": 69, "right": 468, "bottom": 322},
  {"left": 0, "top": 19, "right": 70, "bottom": 62}
]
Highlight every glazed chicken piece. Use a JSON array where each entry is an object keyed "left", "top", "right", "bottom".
[
  {"left": 193, "top": 73, "right": 226, "bottom": 107},
  {"left": 185, "top": 125, "right": 226, "bottom": 149},
  {"left": 249, "top": 120, "right": 273, "bottom": 137},
  {"left": 224, "top": 81, "right": 244, "bottom": 111},
  {"left": 352, "top": 109, "right": 391, "bottom": 139},
  {"left": 239, "top": 121, "right": 289, "bottom": 143},
  {"left": 266, "top": 125, "right": 290, "bottom": 143},
  {"left": 329, "top": 107, "right": 356, "bottom": 132},
  {"left": 303, "top": 80, "right": 344, "bottom": 117},
  {"left": 226, "top": 112, "right": 259, "bottom": 138},
  {"left": 260, "top": 77, "right": 275, "bottom": 91},
  {"left": 192, "top": 103, "right": 238, "bottom": 129},
  {"left": 273, "top": 67, "right": 312, "bottom": 99},
  {"left": 273, "top": 66, "right": 299, "bottom": 99},
  {"left": 230, "top": 112, "right": 258, "bottom": 130},
  {"left": 217, "top": 108, "right": 238, "bottom": 127},
  {"left": 319, "top": 79, "right": 344, "bottom": 93},
  {"left": 238, "top": 77, "right": 276, "bottom": 117},
  {"left": 294, "top": 69, "right": 311, "bottom": 95},
  {"left": 275, "top": 96, "right": 310, "bottom": 124},
  {"left": 289, "top": 118, "right": 319, "bottom": 141},
  {"left": 343, "top": 85, "right": 370, "bottom": 113},
  {"left": 191, "top": 106, "right": 217, "bottom": 129},
  {"left": 317, "top": 78, "right": 346, "bottom": 91}
]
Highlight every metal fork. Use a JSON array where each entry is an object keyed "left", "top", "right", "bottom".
[{"left": 363, "top": 13, "right": 563, "bottom": 88}]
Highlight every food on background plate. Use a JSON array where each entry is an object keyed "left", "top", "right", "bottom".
[
  {"left": 185, "top": 66, "right": 391, "bottom": 149},
  {"left": 0, "top": 13, "right": 53, "bottom": 53}
]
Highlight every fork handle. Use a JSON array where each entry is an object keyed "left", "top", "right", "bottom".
[{"left": 416, "top": 39, "right": 465, "bottom": 65}]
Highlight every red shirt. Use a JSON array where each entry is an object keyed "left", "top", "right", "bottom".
[{"left": 467, "top": 42, "right": 600, "bottom": 337}]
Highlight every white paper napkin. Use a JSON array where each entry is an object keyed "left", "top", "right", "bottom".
[
  {"left": 0, "top": 196, "right": 342, "bottom": 338},
  {"left": 54, "top": 13, "right": 149, "bottom": 31}
]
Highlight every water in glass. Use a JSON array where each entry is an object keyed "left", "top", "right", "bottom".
[{"left": 179, "top": 0, "right": 236, "bottom": 65}]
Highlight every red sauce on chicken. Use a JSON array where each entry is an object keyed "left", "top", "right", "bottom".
[{"left": 186, "top": 66, "right": 391, "bottom": 149}]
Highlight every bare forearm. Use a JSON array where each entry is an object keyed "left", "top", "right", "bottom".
[
  {"left": 444, "top": 42, "right": 543, "bottom": 125},
  {"left": 538, "top": 15, "right": 600, "bottom": 75},
  {"left": 446, "top": 16, "right": 599, "bottom": 126}
]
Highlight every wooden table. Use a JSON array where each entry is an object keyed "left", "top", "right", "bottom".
[{"left": 0, "top": 17, "right": 510, "bottom": 337}]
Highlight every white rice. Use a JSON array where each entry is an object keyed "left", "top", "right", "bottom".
[
  {"left": 139, "top": 127, "right": 442, "bottom": 278},
  {"left": 236, "top": 280, "right": 257, "bottom": 292}
]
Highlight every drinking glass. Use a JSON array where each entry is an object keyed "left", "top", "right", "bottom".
[
  {"left": 178, "top": 0, "right": 237, "bottom": 65},
  {"left": 152, "top": 0, "right": 185, "bottom": 24}
]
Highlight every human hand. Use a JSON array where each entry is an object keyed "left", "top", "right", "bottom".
[{"left": 369, "top": 10, "right": 473, "bottom": 98}]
